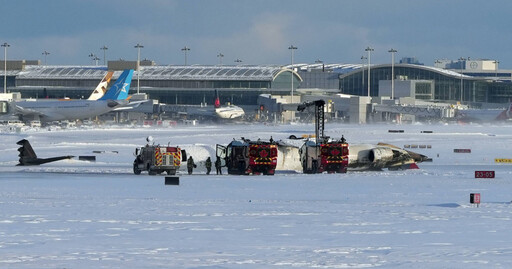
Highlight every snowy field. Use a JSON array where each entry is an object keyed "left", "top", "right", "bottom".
[{"left": 1, "top": 122, "right": 512, "bottom": 268}]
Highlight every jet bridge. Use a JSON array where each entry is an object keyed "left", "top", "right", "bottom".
[{"left": 373, "top": 104, "right": 456, "bottom": 119}]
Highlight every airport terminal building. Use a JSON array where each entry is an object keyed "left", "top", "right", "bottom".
[
  {"left": 0, "top": 61, "right": 302, "bottom": 108},
  {"left": 294, "top": 60, "right": 512, "bottom": 105},
  {"left": 1, "top": 59, "right": 512, "bottom": 114}
]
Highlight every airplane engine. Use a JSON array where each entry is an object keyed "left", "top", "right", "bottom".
[{"left": 368, "top": 148, "right": 395, "bottom": 167}]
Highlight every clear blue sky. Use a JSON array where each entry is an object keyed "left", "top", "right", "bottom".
[{"left": 2, "top": 0, "right": 511, "bottom": 68}]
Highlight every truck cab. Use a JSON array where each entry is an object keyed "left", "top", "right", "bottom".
[
  {"left": 217, "top": 138, "right": 278, "bottom": 175},
  {"left": 134, "top": 144, "right": 187, "bottom": 175}
]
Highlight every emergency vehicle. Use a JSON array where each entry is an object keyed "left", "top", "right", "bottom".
[
  {"left": 216, "top": 138, "right": 278, "bottom": 175},
  {"left": 133, "top": 138, "right": 186, "bottom": 175},
  {"left": 299, "top": 137, "right": 349, "bottom": 173},
  {"left": 297, "top": 100, "right": 349, "bottom": 174}
]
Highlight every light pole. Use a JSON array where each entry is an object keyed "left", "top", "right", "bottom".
[
  {"left": 388, "top": 48, "right": 397, "bottom": 99},
  {"left": 288, "top": 45, "right": 297, "bottom": 102},
  {"left": 42, "top": 50, "right": 50, "bottom": 66},
  {"left": 361, "top": 56, "right": 366, "bottom": 94},
  {"left": 88, "top": 53, "right": 95, "bottom": 65},
  {"left": 181, "top": 46, "right": 190, "bottom": 65},
  {"left": 234, "top": 58, "right": 242, "bottom": 65},
  {"left": 459, "top": 57, "right": 465, "bottom": 102},
  {"left": 217, "top": 53, "right": 224, "bottom": 65},
  {"left": 365, "top": 47, "right": 374, "bottom": 97},
  {"left": 2, "top": 42, "right": 9, "bottom": 94},
  {"left": 100, "top": 45, "right": 108, "bottom": 66},
  {"left": 93, "top": 56, "right": 100, "bottom": 66},
  {"left": 134, "top": 43, "right": 144, "bottom": 94}
]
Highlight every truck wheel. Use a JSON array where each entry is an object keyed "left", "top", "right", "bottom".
[{"left": 133, "top": 163, "right": 141, "bottom": 175}]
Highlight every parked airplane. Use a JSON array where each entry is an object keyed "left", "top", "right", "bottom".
[
  {"left": 16, "top": 139, "right": 73, "bottom": 166},
  {"left": 455, "top": 104, "right": 512, "bottom": 122},
  {"left": 14, "top": 69, "right": 134, "bottom": 123},
  {"left": 160, "top": 89, "right": 245, "bottom": 120},
  {"left": 213, "top": 90, "right": 245, "bottom": 119}
]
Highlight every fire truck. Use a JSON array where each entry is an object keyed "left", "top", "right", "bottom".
[
  {"left": 299, "top": 137, "right": 349, "bottom": 174},
  {"left": 297, "top": 100, "right": 349, "bottom": 174},
  {"left": 216, "top": 138, "right": 278, "bottom": 175},
  {"left": 133, "top": 138, "right": 187, "bottom": 175}
]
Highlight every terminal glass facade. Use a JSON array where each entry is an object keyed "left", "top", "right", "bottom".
[{"left": 339, "top": 64, "right": 512, "bottom": 103}]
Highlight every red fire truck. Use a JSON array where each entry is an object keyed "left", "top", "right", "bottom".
[
  {"left": 216, "top": 138, "right": 278, "bottom": 175},
  {"left": 300, "top": 138, "right": 349, "bottom": 173},
  {"left": 297, "top": 100, "right": 349, "bottom": 174}
]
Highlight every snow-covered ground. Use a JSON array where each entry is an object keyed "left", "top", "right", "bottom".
[{"left": 1, "top": 122, "right": 512, "bottom": 268}]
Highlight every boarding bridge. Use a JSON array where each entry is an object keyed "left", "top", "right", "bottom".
[{"left": 373, "top": 104, "right": 456, "bottom": 119}]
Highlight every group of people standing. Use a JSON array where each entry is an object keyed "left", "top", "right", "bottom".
[{"left": 186, "top": 156, "right": 223, "bottom": 175}]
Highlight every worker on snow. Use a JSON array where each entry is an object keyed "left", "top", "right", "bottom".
[
  {"left": 205, "top": 157, "right": 212, "bottom": 175},
  {"left": 187, "top": 156, "right": 196, "bottom": 175},
  {"left": 215, "top": 157, "right": 222, "bottom": 175}
]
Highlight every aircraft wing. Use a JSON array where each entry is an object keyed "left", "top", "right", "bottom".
[
  {"left": 14, "top": 103, "right": 54, "bottom": 121},
  {"left": 15, "top": 104, "right": 44, "bottom": 116},
  {"left": 112, "top": 100, "right": 148, "bottom": 111}
]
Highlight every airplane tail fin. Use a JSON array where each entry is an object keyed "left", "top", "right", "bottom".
[
  {"left": 496, "top": 103, "right": 512, "bottom": 120},
  {"left": 99, "top": 69, "right": 134, "bottom": 101},
  {"left": 87, "top": 71, "right": 114, "bottom": 100},
  {"left": 214, "top": 89, "right": 221, "bottom": 108},
  {"left": 17, "top": 139, "right": 37, "bottom": 165}
]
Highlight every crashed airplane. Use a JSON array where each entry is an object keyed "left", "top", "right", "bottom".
[{"left": 276, "top": 139, "right": 429, "bottom": 172}]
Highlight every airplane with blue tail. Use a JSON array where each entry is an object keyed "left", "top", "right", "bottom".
[{"left": 14, "top": 69, "right": 134, "bottom": 123}]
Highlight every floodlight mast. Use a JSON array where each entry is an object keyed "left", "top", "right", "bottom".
[{"left": 297, "top": 100, "right": 326, "bottom": 143}]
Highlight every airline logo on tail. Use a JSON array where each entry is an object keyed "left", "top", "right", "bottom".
[
  {"left": 88, "top": 71, "right": 114, "bottom": 100},
  {"left": 214, "top": 89, "right": 221, "bottom": 108},
  {"left": 496, "top": 103, "right": 512, "bottom": 120},
  {"left": 99, "top": 69, "right": 134, "bottom": 101}
]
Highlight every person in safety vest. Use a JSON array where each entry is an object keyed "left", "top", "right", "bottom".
[
  {"left": 187, "top": 156, "right": 196, "bottom": 175},
  {"left": 205, "top": 157, "right": 212, "bottom": 175},
  {"left": 215, "top": 157, "right": 222, "bottom": 175}
]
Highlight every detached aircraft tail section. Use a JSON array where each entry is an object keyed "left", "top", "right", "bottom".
[
  {"left": 16, "top": 139, "right": 73, "bottom": 166},
  {"left": 99, "top": 69, "right": 134, "bottom": 101}
]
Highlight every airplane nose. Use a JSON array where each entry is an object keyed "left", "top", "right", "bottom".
[
  {"left": 405, "top": 150, "right": 429, "bottom": 163},
  {"left": 415, "top": 153, "right": 429, "bottom": 162}
]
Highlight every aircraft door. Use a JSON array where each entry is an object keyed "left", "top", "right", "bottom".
[
  {"left": 216, "top": 144, "right": 227, "bottom": 166},
  {"left": 181, "top": 150, "right": 187, "bottom": 161}
]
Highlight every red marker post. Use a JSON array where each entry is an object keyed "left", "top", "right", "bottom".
[{"left": 470, "top": 193, "right": 481, "bottom": 207}]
